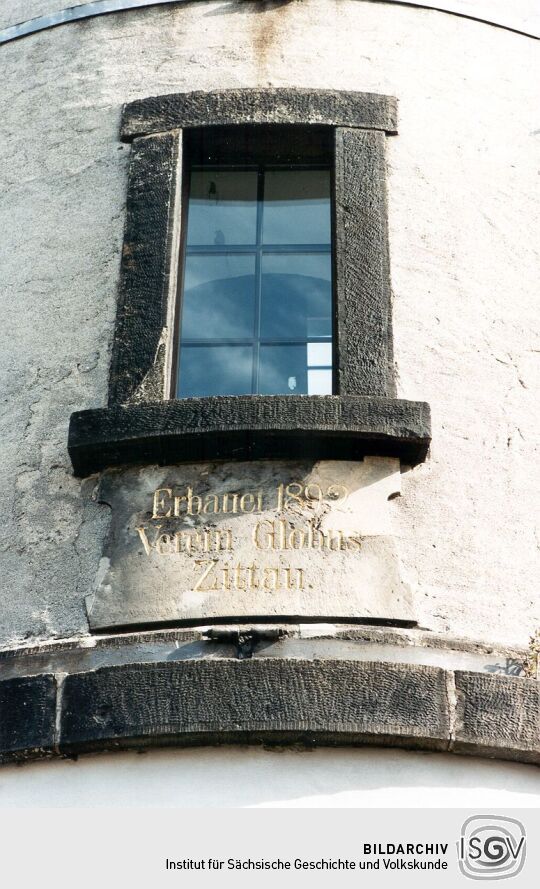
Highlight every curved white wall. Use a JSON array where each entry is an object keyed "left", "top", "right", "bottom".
[
  {"left": 1, "top": 0, "right": 539, "bottom": 38},
  {"left": 0, "top": 747, "right": 539, "bottom": 807}
]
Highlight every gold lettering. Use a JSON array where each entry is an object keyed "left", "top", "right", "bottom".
[
  {"left": 136, "top": 525, "right": 156, "bottom": 556},
  {"left": 327, "top": 483, "right": 348, "bottom": 503},
  {"left": 285, "top": 482, "right": 304, "bottom": 509},
  {"left": 253, "top": 520, "right": 272, "bottom": 550},
  {"left": 278, "top": 518, "right": 288, "bottom": 550},
  {"left": 174, "top": 529, "right": 200, "bottom": 554},
  {"left": 187, "top": 487, "right": 202, "bottom": 515},
  {"left": 233, "top": 563, "right": 246, "bottom": 590},
  {"left": 156, "top": 533, "right": 172, "bottom": 555},
  {"left": 239, "top": 493, "right": 255, "bottom": 513},
  {"left": 283, "top": 566, "right": 305, "bottom": 590},
  {"left": 288, "top": 528, "right": 305, "bottom": 549},
  {"left": 203, "top": 528, "right": 233, "bottom": 552},
  {"left": 173, "top": 494, "right": 186, "bottom": 516},
  {"left": 152, "top": 488, "right": 172, "bottom": 518},
  {"left": 222, "top": 493, "right": 239, "bottom": 514},
  {"left": 203, "top": 493, "right": 219, "bottom": 514},
  {"left": 189, "top": 559, "right": 306, "bottom": 592},
  {"left": 246, "top": 562, "right": 259, "bottom": 590},
  {"left": 193, "top": 559, "right": 218, "bottom": 591},
  {"left": 221, "top": 563, "right": 231, "bottom": 591},
  {"left": 304, "top": 483, "right": 322, "bottom": 507},
  {"left": 323, "top": 529, "right": 344, "bottom": 551},
  {"left": 307, "top": 524, "right": 324, "bottom": 549},
  {"left": 263, "top": 567, "right": 279, "bottom": 591}
]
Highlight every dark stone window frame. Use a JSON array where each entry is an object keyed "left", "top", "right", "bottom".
[{"left": 68, "top": 89, "right": 431, "bottom": 476}]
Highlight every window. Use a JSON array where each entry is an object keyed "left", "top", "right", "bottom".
[
  {"left": 68, "top": 89, "right": 431, "bottom": 475},
  {"left": 175, "top": 128, "right": 333, "bottom": 398}
]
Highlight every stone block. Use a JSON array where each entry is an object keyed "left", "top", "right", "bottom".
[
  {"left": 454, "top": 671, "right": 540, "bottom": 764},
  {"left": 59, "top": 659, "right": 449, "bottom": 752},
  {"left": 0, "top": 674, "right": 56, "bottom": 762},
  {"left": 86, "top": 457, "right": 417, "bottom": 630}
]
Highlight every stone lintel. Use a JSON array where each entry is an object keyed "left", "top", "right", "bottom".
[{"left": 121, "top": 89, "right": 398, "bottom": 141}]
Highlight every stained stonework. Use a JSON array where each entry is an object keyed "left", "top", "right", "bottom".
[{"left": 88, "top": 457, "right": 414, "bottom": 629}]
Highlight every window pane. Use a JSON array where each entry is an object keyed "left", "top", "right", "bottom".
[
  {"left": 177, "top": 157, "right": 335, "bottom": 399},
  {"left": 262, "top": 169, "right": 331, "bottom": 245},
  {"left": 181, "top": 255, "right": 256, "bottom": 340},
  {"left": 260, "top": 253, "right": 332, "bottom": 340},
  {"left": 308, "top": 369, "right": 332, "bottom": 395},
  {"left": 307, "top": 342, "right": 332, "bottom": 366},
  {"left": 258, "top": 345, "right": 308, "bottom": 395},
  {"left": 187, "top": 170, "right": 258, "bottom": 246},
  {"left": 178, "top": 345, "right": 253, "bottom": 397}
]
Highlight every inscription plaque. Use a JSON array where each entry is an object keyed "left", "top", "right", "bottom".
[{"left": 87, "top": 458, "right": 415, "bottom": 629}]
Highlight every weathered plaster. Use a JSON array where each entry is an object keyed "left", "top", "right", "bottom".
[
  {"left": 2, "top": 1, "right": 539, "bottom": 40},
  {"left": 0, "top": 0, "right": 538, "bottom": 648}
]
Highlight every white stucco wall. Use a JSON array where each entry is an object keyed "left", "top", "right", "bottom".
[
  {"left": 0, "top": 746, "right": 539, "bottom": 807},
  {"left": 1, "top": 0, "right": 539, "bottom": 38},
  {"left": 0, "top": 0, "right": 538, "bottom": 649}
]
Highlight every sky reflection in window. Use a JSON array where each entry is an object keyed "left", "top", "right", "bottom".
[{"left": 178, "top": 165, "right": 333, "bottom": 397}]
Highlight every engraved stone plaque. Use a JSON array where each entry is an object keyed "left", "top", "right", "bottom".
[{"left": 87, "top": 458, "right": 415, "bottom": 629}]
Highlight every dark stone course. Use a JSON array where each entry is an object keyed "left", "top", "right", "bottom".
[
  {"left": 121, "top": 89, "right": 398, "bottom": 141},
  {"left": 0, "top": 657, "right": 537, "bottom": 765},
  {"left": 0, "top": 674, "right": 56, "bottom": 762},
  {"left": 59, "top": 660, "right": 449, "bottom": 753},
  {"left": 68, "top": 395, "right": 432, "bottom": 476},
  {"left": 108, "top": 130, "right": 181, "bottom": 405},
  {"left": 454, "top": 671, "right": 540, "bottom": 764}
]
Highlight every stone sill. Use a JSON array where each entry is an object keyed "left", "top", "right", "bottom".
[{"left": 68, "top": 395, "right": 431, "bottom": 476}]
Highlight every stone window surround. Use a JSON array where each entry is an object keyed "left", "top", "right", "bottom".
[{"left": 68, "top": 88, "right": 431, "bottom": 476}]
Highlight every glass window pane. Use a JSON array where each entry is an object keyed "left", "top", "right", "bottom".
[
  {"left": 262, "top": 169, "right": 331, "bottom": 245},
  {"left": 187, "top": 170, "right": 258, "bottom": 246},
  {"left": 258, "top": 345, "right": 308, "bottom": 395},
  {"left": 260, "top": 253, "right": 332, "bottom": 340},
  {"left": 181, "top": 255, "right": 256, "bottom": 340},
  {"left": 308, "top": 369, "right": 332, "bottom": 395},
  {"left": 307, "top": 342, "right": 332, "bottom": 366},
  {"left": 178, "top": 345, "right": 253, "bottom": 397},
  {"left": 177, "top": 158, "right": 335, "bottom": 399}
]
